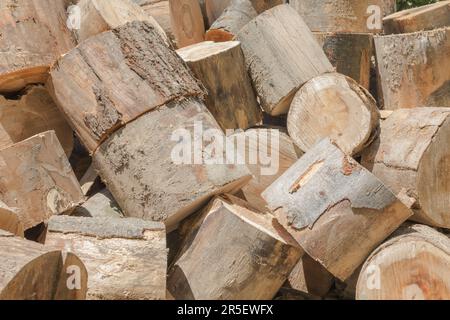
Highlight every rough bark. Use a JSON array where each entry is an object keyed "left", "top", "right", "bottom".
[
  {"left": 0, "top": 131, "right": 84, "bottom": 230},
  {"left": 168, "top": 195, "right": 302, "bottom": 299},
  {"left": 169, "top": 0, "right": 205, "bottom": 48},
  {"left": 236, "top": 4, "right": 334, "bottom": 115},
  {"left": 177, "top": 41, "right": 262, "bottom": 130},
  {"left": 362, "top": 108, "right": 450, "bottom": 229},
  {"left": 287, "top": 73, "right": 380, "bottom": 156},
  {"left": 262, "top": 138, "right": 413, "bottom": 281}
]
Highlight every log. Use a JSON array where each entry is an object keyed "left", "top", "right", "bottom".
[
  {"left": 356, "top": 224, "right": 450, "bottom": 300},
  {"left": 93, "top": 97, "right": 251, "bottom": 231},
  {"left": 76, "top": 0, "right": 169, "bottom": 44},
  {"left": 0, "top": 230, "right": 87, "bottom": 300},
  {"left": 205, "top": 0, "right": 257, "bottom": 42},
  {"left": 313, "top": 32, "right": 373, "bottom": 89},
  {"left": 72, "top": 189, "right": 123, "bottom": 219},
  {"left": 287, "top": 73, "right": 380, "bottom": 156},
  {"left": 177, "top": 41, "right": 262, "bottom": 130},
  {"left": 0, "top": 201, "right": 23, "bottom": 237},
  {"left": 289, "top": 0, "right": 397, "bottom": 33},
  {"left": 48, "top": 20, "right": 204, "bottom": 153},
  {"left": 169, "top": 0, "right": 205, "bottom": 48},
  {"left": 79, "top": 164, "right": 100, "bottom": 196},
  {"left": 0, "top": 0, "right": 76, "bottom": 93},
  {"left": 383, "top": 1, "right": 450, "bottom": 35},
  {"left": 0, "top": 86, "right": 74, "bottom": 156},
  {"left": 362, "top": 108, "right": 450, "bottom": 229},
  {"left": 374, "top": 27, "right": 450, "bottom": 110},
  {"left": 262, "top": 138, "right": 413, "bottom": 281},
  {"left": 167, "top": 195, "right": 302, "bottom": 299},
  {"left": 140, "top": 1, "right": 176, "bottom": 45},
  {"left": 235, "top": 4, "right": 334, "bottom": 115},
  {"left": 45, "top": 216, "right": 167, "bottom": 300},
  {"left": 230, "top": 128, "right": 303, "bottom": 212},
  {"left": 0, "top": 131, "right": 84, "bottom": 230}
]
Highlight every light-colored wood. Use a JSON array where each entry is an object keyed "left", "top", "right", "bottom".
[
  {"left": 362, "top": 108, "right": 450, "bottom": 229},
  {"left": 168, "top": 195, "right": 302, "bottom": 300},
  {"left": 0, "top": 230, "right": 87, "bottom": 300},
  {"left": 290, "top": 0, "right": 396, "bottom": 33},
  {"left": 374, "top": 27, "right": 450, "bottom": 110},
  {"left": 169, "top": 0, "right": 205, "bottom": 48},
  {"left": 205, "top": 0, "right": 257, "bottom": 42},
  {"left": 383, "top": 1, "right": 450, "bottom": 35},
  {"left": 140, "top": 1, "right": 176, "bottom": 45},
  {"left": 48, "top": 20, "right": 204, "bottom": 153},
  {"left": 79, "top": 164, "right": 99, "bottom": 196},
  {"left": 357, "top": 224, "right": 450, "bottom": 300},
  {"left": 262, "top": 138, "right": 413, "bottom": 281},
  {"left": 177, "top": 41, "right": 262, "bottom": 130},
  {"left": 287, "top": 73, "right": 380, "bottom": 156},
  {"left": 45, "top": 216, "right": 167, "bottom": 300},
  {"left": 313, "top": 32, "right": 373, "bottom": 89},
  {"left": 0, "top": 86, "right": 74, "bottom": 156},
  {"left": 0, "top": 201, "right": 23, "bottom": 237},
  {"left": 230, "top": 128, "right": 303, "bottom": 212},
  {"left": 76, "top": 0, "right": 168, "bottom": 44},
  {"left": 0, "top": 131, "right": 84, "bottom": 230},
  {"left": 93, "top": 97, "right": 251, "bottom": 231},
  {"left": 72, "top": 189, "right": 123, "bottom": 219},
  {"left": 0, "top": 0, "right": 76, "bottom": 93},
  {"left": 236, "top": 4, "right": 334, "bottom": 115}
]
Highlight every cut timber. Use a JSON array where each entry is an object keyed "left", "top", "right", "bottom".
[
  {"left": 72, "top": 189, "right": 123, "bottom": 219},
  {"left": 76, "top": 0, "right": 169, "bottom": 44},
  {"left": 168, "top": 195, "right": 302, "bottom": 299},
  {"left": 93, "top": 97, "right": 251, "bottom": 231},
  {"left": 262, "top": 138, "right": 413, "bottom": 281},
  {"left": 0, "top": 230, "right": 87, "bottom": 300},
  {"left": 205, "top": 0, "right": 257, "bottom": 42},
  {"left": 287, "top": 73, "right": 380, "bottom": 156},
  {"left": 0, "top": 0, "right": 76, "bottom": 92},
  {"left": 177, "top": 41, "right": 262, "bottom": 130},
  {"left": 383, "top": 1, "right": 450, "bottom": 35},
  {"left": 375, "top": 28, "right": 450, "bottom": 110},
  {"left": 0, "top": 131, "right": 84, "bottom": 230},
  {"left": 290, "top": 0, "right": 396, "bottom": 33},
  {"left": 169, "top": 0, "right": 205, "bottom": 48},
  {"left": 357, "top": 224, "right": 450, "bottom": 300},
  {"left": 236, "top": 4, "right": 334, "bottom": 115},
  {"left": 45, "top": 216, "right": 167, "bottom": 300},
  {"left": 313, "top": 33, "right": 373, "bottom": 89},
  {"left": 0, "top": 201, "right": 23, "bottom": 237},
  {"left": 230, "top": 128, "right": 303, "bottom": 212},
  {"left": 48, "top": 21, "right": 204, "bottom": 153},
  {"left": 140, "top": 1, "right": 176, "bottom": 45},
  {"left": 0, "top": 86, "right": 74, "bottom": 156},
  {"left": 362, "top": 108, "right": 450, "bottom": 229},
  {"left": 79, "top": 164, "right": 99, "bottom": 196}
]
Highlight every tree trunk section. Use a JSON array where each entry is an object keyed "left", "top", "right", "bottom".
[
  {"left": 0, "top": 131, "right": 84, "bottom": 230},
  {"left": 168, "top": 195, "right": 302, "bottom": 299},
  {"left": 362, "top": 108, "right": 450, "bottom": 229},
  {"left": 169, "top": 0, "right": 205, "bottom": 48},
  {"left": 72, "top": 189, "right": 123, "bottom": 219},
  {"left": 236, "top": 4, "right": 334, "bottom": 115},
  {"left": 177, "top": 41, "right": 262, "bottom": 130},
  {"left": 262, "top": 138, "right": 413, "bottom": 281},
  {"left": 356, "top": 224, "right": 450, "bottom": 300},
  {"left": 45, "top": 216, "right": 167, "bottom": 300},
  {"left": 0, "top": 201, "right": 23, "bottom": 237},
  {"left": 140, "top": 1, "right": 176, "bottom": 45},
  {"left": 287, "top": 73, "right": 380, "bottom": 156}
]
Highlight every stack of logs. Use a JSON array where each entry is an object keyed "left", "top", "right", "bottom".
[{"left": 0, "top": 0, "right": 449, "bottom": 300}]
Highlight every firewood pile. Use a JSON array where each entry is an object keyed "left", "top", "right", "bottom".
[{"left": 0, "top": 0, "right": 449, "bottom": 300}]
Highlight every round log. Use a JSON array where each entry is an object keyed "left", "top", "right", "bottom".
[{"left": 169, "top": 0, "right": 205, "bottom": 48}]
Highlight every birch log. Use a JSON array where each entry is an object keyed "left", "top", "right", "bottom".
[
  {"left": 168, "top": 195, "right": 302, "bottom": 300},
  {"left": 356, "top": 224, "right": 450, "bottom": 300},
  {"left": 169, "top": 0, "right": 205, "bottom": 48},
  {"left": 236, "top": 4, "right": 334, "bottom": 115},
  {"left": 0, "top": 131, "right": 84, "bottom": 230},
  {"left": 45, "top": 216, "right": 167, "bottom": 300},
  {"left": 374, "top": 27, "right": 450, "bottom": 110},
  {"left": 262, "top": 138, "right": 413, "bottom": 281},
  {"left": 362, "top": 108, "right": 450, "bottom": 229},
  {"left": 177, "top": 41, "right": 262, "bottom": 130},
  {"left": 287, "top": 73, "right": 380, "bottom": 156},
  {"left": 0, "top": 0, "right": 76, "bottom": 93}
]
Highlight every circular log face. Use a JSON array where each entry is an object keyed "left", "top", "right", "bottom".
[{"left": 287, "top": 73, "right": 379, "bottom": 155}]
